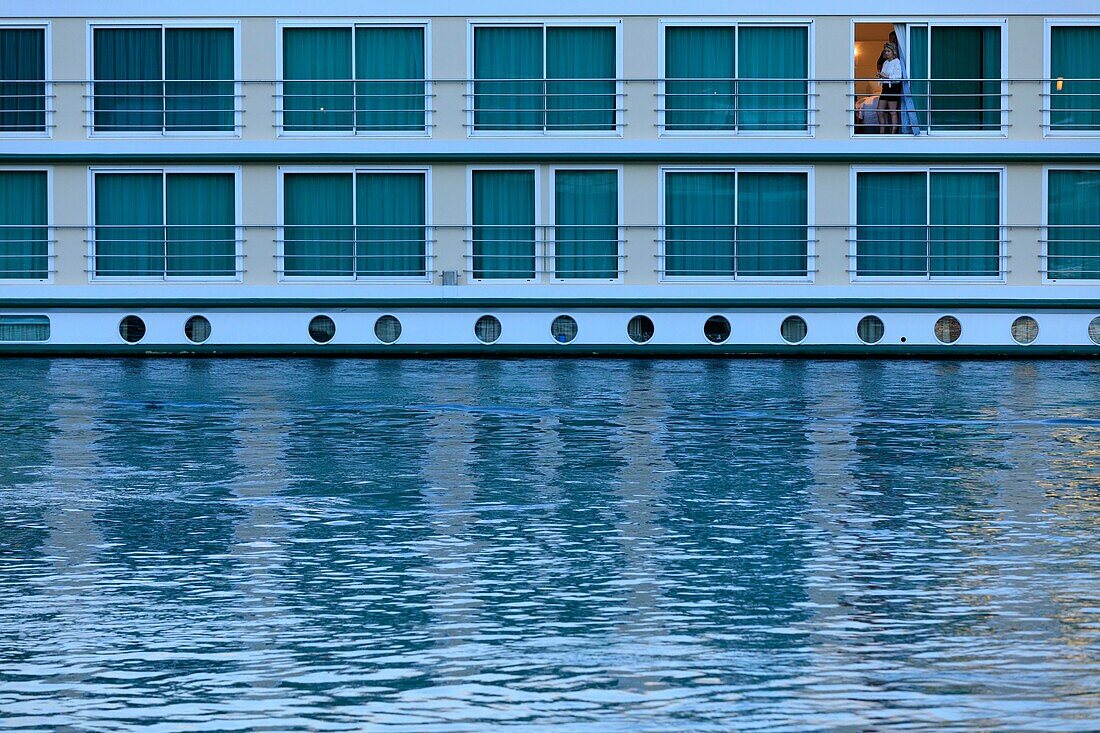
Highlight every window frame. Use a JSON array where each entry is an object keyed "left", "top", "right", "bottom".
[
  {"left": 848, "top": 164, "right": 1007, "bottom": 283},
  {"left": 0, "top": 166, "right": 53, "bottom": 284},
  {"left": 275, "top": 19, "right": 431, "bottom": 139},
  {"left": 87, "top": 165, "right": 243, "bottom": 283},
  {"left": 466, "top": 165, "right": 542, "bottom": 283},
  {"left": 85, "top": 20, "right": 241, "bottom": 139},
  {"left": 548, "top": 165, "right": 624, "bottom": 283},
  {"left": 1043, "top": 19, "right": 1100, "bottom": 138},
  {"left": 657, "top": 165, "right": 816, "bottom": 283},
  {"left": 657, "top": 18, "right": 815, "bottom": 138},
  {"left": 1042, "top": 164, "right": 1100, "bottom": 284},
  {"left": 276, "top": 165, "right": 433, "bottom": 283},
  {"left": 848, "top": 17, "right": 1008, "bottom": 139},
  {"left": 0, "top": 22, "right": 51, "bottom": 139},
  {"left": 466, "top": 18, "right": 623, "bottom": 138}
]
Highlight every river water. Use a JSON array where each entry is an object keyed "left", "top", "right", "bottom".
[{"left": 0, "top": 358, "right": 1098, "bottom": 731}]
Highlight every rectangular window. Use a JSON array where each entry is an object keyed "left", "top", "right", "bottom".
[
  {"left": 1047, "top": 170, "right": 1100, "bottom": 280},
  {"left": 0, "top": 171, "right": 48, "bottom": 279},
  {"left": 1050, "top": 26, "right": 1100, "bottom": 132},
  {"left": 282, "top": 171, "right": 427, "bottom": 278},
  {"left": 553, "top": 170, "right": 618, "bottom": 279},
  {"left": 93, "top": 26, "right": 235, "bottom": 133},
  {"left": 0, "top": 315, "right": 49, "bottom": 342},
  {"left": 93, "top": 171, "right": 236, "bottom": 278},
  {"left": 663, "top": 24, "right": 808, "bottom": 133},
  {"left": 0, "top": 28, "right": 46, "bottom": 133},
  {"left": 471, "top": 170, "right": 536, "bottom": 279},
  {"left": 908, "top": 25, "right": 1001, "bottom": 132},
  {"left": 473, "top": 24, "right": 617, "bottom": 132},
  {"left": 282, "top": 26, "right": 425, "bottom": 133},
  {"left": 663, "top": 170, "right": 808, "bottom": 278},
  {"left": 855, "top": 170, "right": 1001, "bottom": 278}
]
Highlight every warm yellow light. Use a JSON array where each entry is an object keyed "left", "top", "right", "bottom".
[
  {"left": 1056, "top": 77, "right": 1064, "bottom": 91},
  {"left": 854, "top": 46, "right": 861, "bottom": 58}
]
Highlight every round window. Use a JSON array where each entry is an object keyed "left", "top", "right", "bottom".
[
  {"left": 1011, "top": 316, "right": 1038, "bottom": 346},
  {"left": 551, "top": 315, "right": 578, "bottom": 344},
  {"left": 184, "top": 315, "right": 211, "bottom": 344},
  {"left": 475, "top": 315, "right": 502, "bottom": 344},
  {"left": 308, "top": 315, "right": 336, "bottom": 344},
  {"left": 857, "top": 315, "right": 885, "bottom": 344},
  {"left": 934, "top": 316, "right": 962, "bottom": 345},
  {"left": 704, "top": 315, "right": 731, "bottom": 344},
  {"left": 780, "top": 316, "right": 807, "bottom": 344},
  {"left": 374, "top": 315, "right": 402, "bottom": 344},
  {"left": 627, "top": 315, "right": 654, "bottom": 344},
  {"left": 1089, "top": 316, "right": 1100, "bottom": 346},
  {"left": 119, "top": 315, "right": 146, "bottom": 344}
]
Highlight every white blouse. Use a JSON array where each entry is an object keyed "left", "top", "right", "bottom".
[{"left": 881, "top": 58, "right": 903, "bottom": 81}]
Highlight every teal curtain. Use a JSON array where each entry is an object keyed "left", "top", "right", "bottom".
[
  {"left": 356, "top": 173, "right": 426, "bottom": 277},
  {"left": 0, "top": 315, "right": 49, "bottom": 342},
  {"left": 355, "top": 27, "right": 425, "bottom": 132},
  {"left": 546, "top": 27, "right": 616, "bottom": 131},
  {"left": 283, "top": 28, "right": 353, "bottom": 132},
  {"left": 283, "top": 173, "right": 354, "bottom": 276},
  {"left": 0, "top": 171, "right": 47, "bottom": 279},
  {"left": 736, "top": 173, "right": 807, "bottom": 277},
  {"left": 1051, "top": 27, "right": 1100, "bottom": 131},
  {"left": 472, "top": 170, "right": 535, "bottom": 279},
  {"left": 555, "top": 170, "right": 617, "bottom": 279},
  {"left": 908, "top": 26, "right": 930, "bottom": 131},
  {"left": 0, "top": 29, "right": 45, "bottom": 133},
  {"left": 665, "top": 27, "right": 735, "bottom": 131},
  {"left": 929, "top": 172, "right": 999, "bottom": 276},
  {"left": 165, "top": 29, "right": 234, "bottom": 132},
  {"left": 737, "top": 26, "right": 808, "bottom": 132},
  {"left": 95, "top": 173, "right": 164, "bottom": 277},
  {"left": 856, "top": 173, "right": 927, "bottom": 276},
  {"left": 94, "top": 28, "right": 163, "bottom": 132},
  {"left": 930, "top": 26, "right": 1000, "bottom": 131},
  {"left": 1048, "top": 170, "right": 1100, "bottom": 279},
  {"left": 665, "top": 172, "right": 735, "bottom": 277},
  {"left": 166, "top": 174, "right": 235, "bottom": 277},
  {"left": 474, "top": 27, "right": 543, "bottom": 131}
]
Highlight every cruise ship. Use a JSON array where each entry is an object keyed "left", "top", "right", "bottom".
[{"left": 0, "top": 0, "right": 1098, "bottom": 354}]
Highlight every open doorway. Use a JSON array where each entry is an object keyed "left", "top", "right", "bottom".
[{"left": 854, "top": 23, "right": 900, "bottom": 134}]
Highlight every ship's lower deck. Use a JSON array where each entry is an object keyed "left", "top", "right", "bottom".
[{"left": 2, "top": 305, "right": 1098, "bottom": 356}]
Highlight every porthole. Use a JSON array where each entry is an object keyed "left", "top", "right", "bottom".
[
  {"left": 704, "top": 315, "right": 731, "bottom": 344},
  {"left": 780, "top": 316, "right": 807, "bottom": 344},
  {"left": 627, "top": 315, "right": 654, "bottom": 344},
  {"left": 1088, "top": 316, "right": 1100, "bottom": 345},
  {"left": 475, "top": 315, "right": 502, "bottom": 344},
  {"left": 1011, "top": 316, "right": 1038, "bottom": 346},
  {"left": 857, "top": 315, "right": 885, "bottom": 345},
  {"left": 308, "top": 315, "right": 336, "bottom": 344},
  {"left": 934, "top": 316, "right": 962, "bottom": 345},
  {"left": 119, "top": 315, "right": 146, "bottom": 344},
  {"left": 551, "top": 315, "right": 577, "bottom": 344},
  {"left": 184, "top": 315, "right": 211, "bottom": 344},
  {"left": 374, "top": 315, "right": 402, "bottom": 344}
]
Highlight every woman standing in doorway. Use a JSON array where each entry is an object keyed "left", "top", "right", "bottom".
[{"left": 878, "top": 43, "right": 903, "bottom": 133}]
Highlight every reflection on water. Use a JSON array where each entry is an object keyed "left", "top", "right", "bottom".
[{"left": 0, "top": 358, "right": 1098, "bottom": 731}]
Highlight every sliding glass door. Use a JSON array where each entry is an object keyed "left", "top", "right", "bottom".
[
  {"left": 282, "top": 25, "right": 426, "bottom": 133},
  {"left": 1050, "top": 26, "right": 1100, "bottom": 132},
  {"left": 94, "top": 170, "right": 236, "bottom": 278},
  {"left": 553, "top": 170, "right": 618, "bottom": 279},
  {"left": 0, "top": 171, "right": 48, "bottom": 279},
  {"left": 663, "top": 169, "right": 809, "bottom": 279},
  {"left": 856, "top": 170, "right": 1001, "bottom": 278},
  {"left": 0, "top": 28, "right": 46, "bottom": 133},
  {"left": 906, "top": 24, "right": 1002, "bottom": 132},
  {"left": 473, "top": 24, "right": 617, "bottom": 132},
  {"left": 1047, "top": 170, "right": 1100, "bottom": 280},
  {"left": 282, "top": 170, "right": 428, "bottom": 278},
  {"left": 93, "top": 27, "right": 234, "bottom": 133},
  {"left": 471, "top": 170, "right": 536, "bottom": 279},
  {"left": 663, "top": 24, "right": 809, "bottom": 133}
]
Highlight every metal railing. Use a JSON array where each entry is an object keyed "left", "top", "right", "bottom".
[
  {"left": 0, "top": 226, "right": 55, "bottom": 278},
  {"left": 850, "top": 77, "right": 1007, "bottom": 134},
  {"left": 656, "top": 77, "right": 817, "bottom": 134},
  {"left": 0, "top": 80, "right": 53, "bottom": 134},
  {"left": 86, "top": 225, "right": 244, "bottom": 278},
  {"left": 464, "top": 224, "right": 625, "bottom": 279},
  {"left": 275, "top": 224, "right": 434, "bottom": 278},
  {"left": 464, "top": 79, "right": 625, "bottom": 133},
  {"left": 849, "top": 224, "right": 1008, "bottom": 278},
  {"left": 1041, "top": 77, "right": 1100, "bottom": 133},
  {"left": 85, "top": 80, "right": 242, "bottom": 134},
  {"left": 275, "top": 79, "right": 432, "bottom": 134}
]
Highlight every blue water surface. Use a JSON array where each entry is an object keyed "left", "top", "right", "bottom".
[{"left": 0, "top": 358, "right": 1098, "bottom": 732}]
